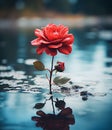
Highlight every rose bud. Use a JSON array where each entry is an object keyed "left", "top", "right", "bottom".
[{"left": 55, "top": 62, "right": 65, "bottom": 72}]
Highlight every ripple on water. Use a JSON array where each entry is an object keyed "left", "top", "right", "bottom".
[
  {"left": 0, "top": 65, "right": 111, "bottom": 100},
  {"left": 0, "top": 65, "right": 12, "bottom": 71}
]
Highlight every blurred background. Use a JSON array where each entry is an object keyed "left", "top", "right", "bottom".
[
  {"left": 0, "top": 0, "right": 112, "bottom": 28},
  {"left": 0, "top": 1, "right": 112, "bottom": 130},
  {"left": 0, "top": 0, "right": 112, "bottom": 17}
]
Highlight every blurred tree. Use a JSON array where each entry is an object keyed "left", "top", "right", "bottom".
[
  {"left": 44, "top": 0, "right": 112, "bottom": 15},
  {"left": 75, "top": 0, "right": 112, "bottom": 15},
  {"left": 0, "top": 0, "right": 16, "bottom": 9},
  {"left": 0, "top": 0, "right": 44, "bottom": 11},
  {"left": 45, "top": 0, "right": 71, "bottom": 13},
  {"left": 24, "top": 0, "right": 44, "bottom": 11},
  {"left": 0, "top": 0, "right": 112, "bottom": 17}
]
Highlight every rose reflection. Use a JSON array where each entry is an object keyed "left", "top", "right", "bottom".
[{"left": 31, "top": 97, "right": 75, "bottom": 130}]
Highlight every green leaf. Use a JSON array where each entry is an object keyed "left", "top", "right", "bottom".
[
  {"left": 53, "top": 76, "right": 70, "bottom": 85},
  {"left": 33, "top": 103, "right": 45, "bottom": 109},
  {"left": 33, "top": 60, "right": 45, "bottom": 71}
]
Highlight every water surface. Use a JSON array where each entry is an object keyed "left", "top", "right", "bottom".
[{"left": 0, "top": 27, "right": 112, "bottom": 130}]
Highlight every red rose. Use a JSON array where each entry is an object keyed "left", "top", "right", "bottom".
[
  {"left": 31, "top": 24, "right": 74, "bottom": 56},
  {"left": 55, "top": 62, "right": 65, "bottom": 72}
]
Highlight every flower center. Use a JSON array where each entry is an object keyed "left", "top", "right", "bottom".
[{"left": 53, "top": 31, "right": 58, "bottom": 35}]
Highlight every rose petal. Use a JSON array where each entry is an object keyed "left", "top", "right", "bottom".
[
  {"left": 31, "top": 39, "right": 39, "bottom": 46},
  {"left": 36, "top": 46, "right": 46, "bottom": 55},
  {"left": 59, "top": 25, "right": 68, "bottom": 36},
  {"left": 48, "top": 43, "right": 62, "bottom": 48},
  {"left": 45, "top": 24, "right": 57, "bottom": 29},
  {"left": 45, "top": 48, "right": 57, "bottom": 56},
  {"left": 41, "top": 38, "right": 62, "bottom": 45},
  {"left": 49, "top": 39, "right": 62, "bottom": 44},
  {"left": 45, "top": 30, "right": 59, "bottom": 41},
  {"left": 39, "top": 40, "right": 50, "bottom": 44},
  {"left": 44, "top": 24, "right": 60, "bottom": 41},
  {"left": 62, "top": 34, "right": 74, "bottom": 45},
  {"left": 58, "top": 45, "right": 72, "bottom": 54},
  {"left": 32, "top": 38, "right": 52, "bottom": 46},
  {"left": 35, "top": 29, "right": 47, "bottom": 40}
]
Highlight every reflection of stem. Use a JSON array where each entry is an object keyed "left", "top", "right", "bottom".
[
  {"left": 51, "top": 96, "right": 55, "bottom": 114},
  {"left": 49, "top": 56, "right": 54, "bottom": 94}
]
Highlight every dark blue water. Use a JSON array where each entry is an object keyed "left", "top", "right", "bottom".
[{"left": 0, "top": 27, "right": 112, "bottom": 130}]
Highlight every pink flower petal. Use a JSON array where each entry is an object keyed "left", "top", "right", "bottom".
[
  {"left": 36, "top": 46, "right": 46, "bottom": 55},
  {"left": 31, "top": 39, "right": 40, "bottom": 46},
  {"left": 45, "top": 48, "right": 57, "bottom": 56},
  {"left": 59, "top": 25, "right": 68, "bottom": 36},
  {"left": 58, "top": 45, "right": 72, "bottom": 54},
  {"left": 44, "top": 24, "right": 60, "bottom": 41},
  {"left": 31, "top": 38, "right": 51, "bottom": 46},
  {"left": 62, "top": 34, "right": 74, "bottom": 45},
  {"left": 35, "top": 29, "right": 47, "bottom": 40},
  {"left": 48, "top": 43, "right": 62, "bottom": 48}
]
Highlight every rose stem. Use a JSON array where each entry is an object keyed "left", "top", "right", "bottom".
[{"left": 49, "top": 56, "right": 54, "bottom": 94}]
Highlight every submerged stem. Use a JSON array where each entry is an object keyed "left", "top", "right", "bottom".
[{"left": 51, "top": 96, "right": 55, "bottom": 114}]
